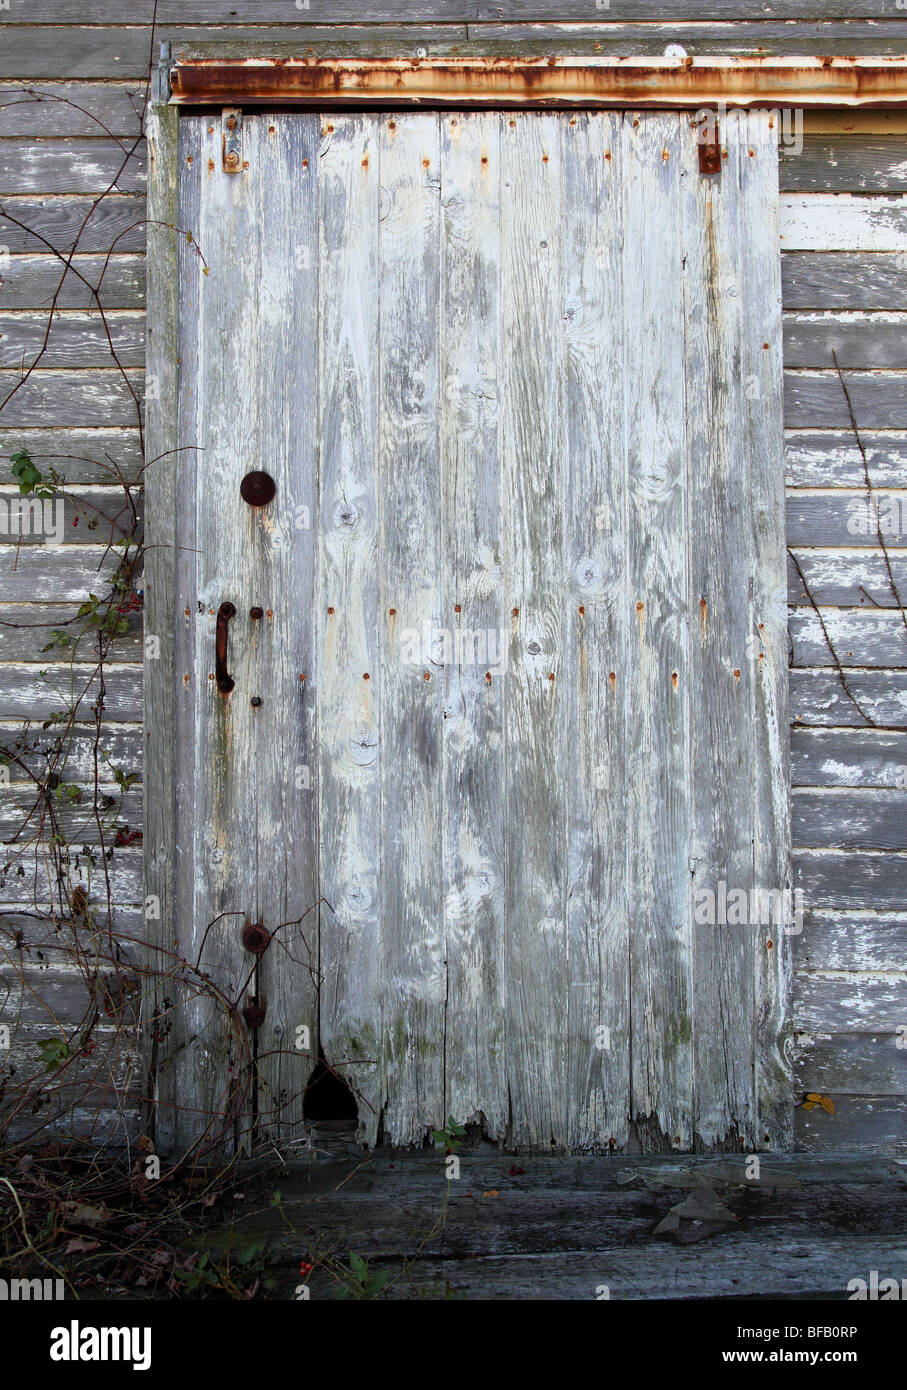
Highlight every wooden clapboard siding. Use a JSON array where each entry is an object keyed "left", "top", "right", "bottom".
[{"left": 0, "top": 6, "right": 904, "bottom": 1149}]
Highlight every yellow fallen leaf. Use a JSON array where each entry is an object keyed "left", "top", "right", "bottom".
[
  {"left": 482, "top": 1189, "right": 500, "bottom": 1198},
  {"left": 802, "top": 1092, "right": 835, "bottom": 1114}
]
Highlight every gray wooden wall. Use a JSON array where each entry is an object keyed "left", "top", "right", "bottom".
[{"left": 0, "top": 2, "right": 905, "bottom": 1152}]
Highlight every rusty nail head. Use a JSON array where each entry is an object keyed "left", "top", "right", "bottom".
[
  {"left": 242, "top": 921, "right": 270, "bottom": 954},
  {"left": 250, "top": 606, "right": 263, "bottom": 620},
  {"left": 251, "top": 695, "right": 262, "bottom": 707}
]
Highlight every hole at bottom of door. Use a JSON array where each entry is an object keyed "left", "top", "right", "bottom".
[{"left": 303, "top": 1048, "right": 358, "bottom": 1125}]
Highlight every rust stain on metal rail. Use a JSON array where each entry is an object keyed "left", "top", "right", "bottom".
[{"left": 168, "top": 56, "right": 907, "bottom": 109}]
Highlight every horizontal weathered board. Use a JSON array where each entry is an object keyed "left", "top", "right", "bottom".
[
  {"left": 10, "top": 1, "right": 901, "bottom": 20},
  {"left": 3, "top": 21, "right": 907, "bottom": 81},
  {"left": 0, "top": 786, "right": 139, "bottom": 845},
  {"left": 0, "top": 848, "right": 143, "bottom": 906},
  {"left": 793, "top": 788, "right": 907, "bottom": 850},
  {"left": 790, "top": 670, "right": 907, "bottom": 728},
  {"left": 784, "top": 370, "right": 907, "bottom": 429},
  {"left": 0, "top": 602, "right": 142, "bottom": 660},
  {"left": 0, "top": 485, "right": 141, "bottom": 541},
  {"left": 788, "top": 548, "right": 907, "bottom": 608},
  {"left": 782, "top": 252, "right": 907, "bottom": 311},
  {"left": 787, "top": 491, "right": 907, "bottom": 548},
  {"left": 0, "top": 964, "right": 141, "bottom": 1030},
  {"left": 0, "top": 26, "right": 470, "bottom": 79},
  {"left": 796, "top": 971, "right": 907, "bottom": 1033},
  {"left": 0, "top": 256, "right": 145, "bottom": 309},
  {"left": 794, "top": 1095, "right": 907, "bottom": 1151},
  {"left": 0, "top": 428, "right": 143, "bottom": 485},
  {"left": 0, "top": 662, "right": 141, "bottom": 721},
  {"left": 785, "top": 430, "right": 907, "bottom": 487},
  {"left": 783, "top": 313, "right": 907, "bottom": 370},
  {"left": 792, "top": 728, "right": 907, "bottom": 786},
  {"left": 780, "top": 196, "right": 907, "bottom": 253},
  {"left": 0, "top": 83, "right": 148, "bottom": 138},
  {"left": 0, "top": 195, "right": 146, "bottom": 254},
  {"left": 0, "top": 544, "right": 123, "bottom": 599},
  {"left": 794, "top": 1036, "right": 907, "bottom": 1097},
  {"left": 797, "top": 911, "right": 907, "bottom": 970},
  {"left": 795, "top": 848, "right": 907, "bottom": 910},
  {"left": 0, "top": 139, "right": 145, "bottom": 195},
  {"left": 779, "top": 137, "right": 907, "bottom": 194},
  {"left": 0, "top": 369, "right": 143, "bottom": 427},
  {"left": 788, "top": 609, "right": 907, "bottom": 669},
  {"left": 0, "top": 311, "right": 144, "bottom": 368},
  {"left": 0, "top": 722, "right": 142, "bottom": 779}
]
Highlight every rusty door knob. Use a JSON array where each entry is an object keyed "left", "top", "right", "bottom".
[
  {"left": 215, "top": 602, "right": 236, "bottom": 693},
  {"left": 240, "top": 471, "right": 276, "bottom": 506},
  {"left": 242, "top": 921, "right": 270, "bottom": 954}
]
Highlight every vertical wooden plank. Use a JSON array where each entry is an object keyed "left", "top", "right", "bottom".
[
  {"left": 170, "top": 114, "right": 214, "bottom": 1154},
  {"left": 143, "top": 100, "right": 181, "bottom": 1151},
  {"left": 745, "top": 111, "right": 793, "bottom": 1149},
  {"left": 622, "top": 112, "right": 693, "bottom": 1151},
  {"left": 317, "top": 113, "right": 384, "bottom": 1146},
  {"left": 251, "top": 114, "right": 320, "bottom": 1148},
  {"left": 561, "top": 110, "right": 630, "bottom": 1152},
  {"left": 188, "top": 116, "right": 267, "bottom": 1152},
  {"left": 438, "top": 111, "right": 508, "bottom": 1141},
  {"left": 682, "top": 112, "right": 757, "bottom": 1150},
  {"left": 501, "top": 113, "right": 567, "bottom": 1152},
  {"left": 378, "top": 112, "right": 445, "bottom": 1146}
]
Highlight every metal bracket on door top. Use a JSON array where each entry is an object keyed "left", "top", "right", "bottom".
[{"left": 222, "top": 108, "right": 243, "bottom": 173}]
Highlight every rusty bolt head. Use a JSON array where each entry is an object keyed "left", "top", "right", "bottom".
[
  {"left": 243, "top": 1001, "right": 267, "bottom": 1030},
  {"left": 242, "top": 921, "right": 270, "bottom": 955},
  {"left": 225, "top": 149, "right": 240, "bottom": 169},
  {"left": 250, "top": 606, "right": 263, "bottom": 620},
  {"left": 251, "top": 695, "right": 262, "bottom": 708},
  {"left": 240, "top": 470, "right": 277, "bottom": 506}
]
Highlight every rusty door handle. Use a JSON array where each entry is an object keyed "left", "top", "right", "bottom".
[{"left": 215, "top": 601, "right": 236, "bottom": 693}]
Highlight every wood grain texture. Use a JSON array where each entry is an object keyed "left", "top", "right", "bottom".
[
  {"left": 623, "top": 113, "right": 691, "bottom": 1151},
  {"left": 785, "top": 370, "right": 907, "bottom": 429},
  {"left": 0, "top": 196, "right": 146, "bottom": 254},
  {"left": 791, "top": 728, "right": 907, "bottom": 786},
  {"left": 783, "top": 313, "right": 907, "bottom": 370},
  {"left": 781, "top": 253, "right": 907, "bottom": 310},
  {"left": 439, "top": 111, "right": 508, "bottom": 1144},
  {"left": 377, "top": 112, "right": 445, "bottom": 1146},
  {"left": 0, "top": 311, "right": 145, "bottom": 369},
  {"left": 0, "top": 256, "right": 145, "bottom": 309},
  {"left": 785, "top": 431, "right": 907, "bottom": 487},
  {"left": 780, "top": 195, "right": 907, "bottom": 252},
  {"left": 316, "top": 113, "right": 384, "bottom": 1147},
  {"left": 0, "top": 140, "right": 145, "bottom": 195},
  {"left": 561, "top": 111, "right": 628, "bottom": 1152},
  {"left": 499, "top": 112, "right": 568, "bottom": 1152},
  {"left": 685, "top": 112, "right": 753, "bottom": 1150},
  {"left": 10, "top": 2, "right": 899, "bottom": 20}
]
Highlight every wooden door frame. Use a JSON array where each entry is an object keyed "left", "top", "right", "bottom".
[{"left": 143, "top": 43, "right": 906, "bottom": 1150}]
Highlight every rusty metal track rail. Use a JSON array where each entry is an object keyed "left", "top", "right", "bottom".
[{"left": 167, "top": 55, "right": 907, "bottom": 109}]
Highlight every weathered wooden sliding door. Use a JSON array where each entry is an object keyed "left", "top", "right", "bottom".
[{"left": 146, "top": 108, "right": 790, "bottom": 1154}]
